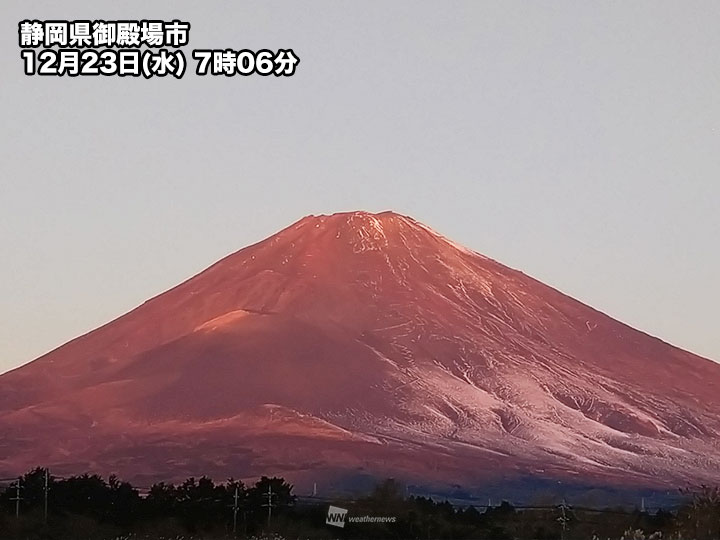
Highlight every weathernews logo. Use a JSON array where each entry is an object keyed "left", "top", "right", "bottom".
[
  {"left": 326, "top": 505, "right": 397, "bottom": 528},
  {"left": 326, "top": 505, "right": 348, "bottom": 528}
]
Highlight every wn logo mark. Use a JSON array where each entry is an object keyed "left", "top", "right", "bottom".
[{"left": 326, "top": 505, "right": 348, "bottom": 528}]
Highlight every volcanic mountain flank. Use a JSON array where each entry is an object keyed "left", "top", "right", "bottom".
[{"left": 1, "top": 211, "right": 719, "bottom": 491}]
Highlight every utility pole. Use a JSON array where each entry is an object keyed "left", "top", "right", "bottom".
[
  {"left": 263, "top": 484, "right": 275, "bottom": 527},
  {"left": 44, "top": 469, "right": 49, "bottom": 523},
  {"left": 557, "top": 499, "right": 570, "bottom": 540},
  {"left": 11, "top": 478, "right": 22, "bottom": 519},
  {"left": 232, "top": 485, "right": 239, "bottom": 535}
]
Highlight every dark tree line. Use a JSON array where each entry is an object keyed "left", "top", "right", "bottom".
[
  {"left": 1, "top": 469, "right": 719, "bottom": 539},
  {"left": 0, "top": 467, "right": 294, "bottom": 539}
]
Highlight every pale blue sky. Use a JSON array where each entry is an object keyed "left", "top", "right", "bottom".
[{"left": 1, "top": 1, "right": 718, "bottom": 374}]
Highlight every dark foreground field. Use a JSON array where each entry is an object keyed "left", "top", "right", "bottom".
[{"left": 2, "top": 468, "right": 719, "bottom": 539}]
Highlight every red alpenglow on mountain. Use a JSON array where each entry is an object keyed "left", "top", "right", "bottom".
[{"left": 1, "top": 211, "right": 719, "bottom": 490}]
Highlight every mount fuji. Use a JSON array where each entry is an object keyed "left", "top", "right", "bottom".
[{"left": 1, "top": 211, "right": 719, "bottom": 493}]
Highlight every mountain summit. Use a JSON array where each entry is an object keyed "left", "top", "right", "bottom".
[{"left": 1, "top": 211, "right": 719, "bottom": 490}]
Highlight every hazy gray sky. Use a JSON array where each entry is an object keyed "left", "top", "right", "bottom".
[{"left": 1, "top": 1, "right": 718, "bottom": 374}]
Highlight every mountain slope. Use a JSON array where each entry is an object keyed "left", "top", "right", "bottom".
[{"left": 1, "top": 211, "right": 719, "bottom": 490}]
